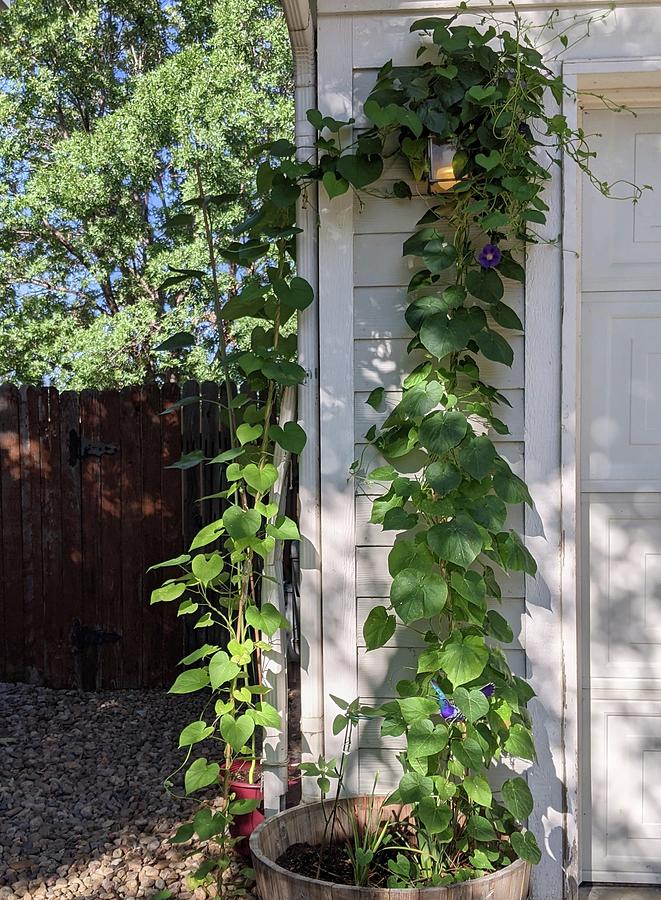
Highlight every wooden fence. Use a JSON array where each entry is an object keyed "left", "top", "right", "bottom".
[{"left": 0, "top": 381, "right": 228, "bottom": 690}]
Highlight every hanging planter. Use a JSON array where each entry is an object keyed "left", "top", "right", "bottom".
[{"left": 250, "top": 796, "right": 531, "bottom": 899}]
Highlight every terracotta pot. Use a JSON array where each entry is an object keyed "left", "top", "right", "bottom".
[{"left": 250, "top": 795, "right": 531, "bottom": 899}]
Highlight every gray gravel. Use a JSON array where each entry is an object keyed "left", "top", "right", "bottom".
[{"left": 0, "top": 683, "right": 253, "bottom": 900}]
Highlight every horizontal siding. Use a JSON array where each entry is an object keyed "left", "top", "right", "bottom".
[
  {"left": 354, "top": 389, "right": 524, "bottom": 442},
  {"left": 354, "top": 337, "right": 525, "bottom": 391},
  {"left": 357, "top": 596, "right": 526, "bottom": 651},
  {"left": 354, "top": 286, "right": 525, "bottom": 338},
  {"left": 353, "top": 441, "right": 524, "bottom": 491},
  {"left": 355, "top": 495, "right": 525, "bottom": 545},
  {"left": 356, "top": 546, "right": 525, "bottom": 599},
  {"left": 338, "top": 5, "right": 530, "bottom": 803},
  {"left": 357, "top": 645, "right": 526, "bottom": 698}
]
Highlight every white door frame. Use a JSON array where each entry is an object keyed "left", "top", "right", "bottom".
[{"left": 559, "top": 57, "right": 661, "bottom": 895}]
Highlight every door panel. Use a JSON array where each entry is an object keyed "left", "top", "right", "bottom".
[
  {"left": 590, "top": 700, "right": 661, "bottom": 880},
  {"left": 588, "top": 498, "right": 661, "bottom": 681},
  {"left": 582, "top": 295, "right": 661, "bottom": 491},
  {"left": 582, "top": 106, "right": 661, "bottom": 884},
  {"left": 582, "top": 109, "right": 661, "bottom": 292}
]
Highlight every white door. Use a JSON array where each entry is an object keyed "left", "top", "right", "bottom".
[{"left": 581, "top": 107, "right": 661, "bottom": 883}]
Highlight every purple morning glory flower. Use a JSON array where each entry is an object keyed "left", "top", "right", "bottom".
[
  {"left": 431, "top": 680, "right": 463, "bottom": 722},
  {"left": 477, "top": 244, "right": 502, "bottom": 269},
  {"left": 481, "top": 683, "right": 495, "bottom": 699}
]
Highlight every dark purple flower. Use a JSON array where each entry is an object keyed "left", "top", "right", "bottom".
[
  {"left": 431, "top": 680, "right": 463, "bottom": 722},
  {"left": 481, "top": 683, "right": 495, "bottom": 699},
  {"left": 477, "top": 243, "right": 502, "bottom": 269},
  {"left": 518, "top": 122, "right": 532, "bottom": 139}
]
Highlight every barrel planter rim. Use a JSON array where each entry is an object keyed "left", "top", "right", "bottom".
[{"left": 249, "top": 797, "right": 531, "bottom": 895}]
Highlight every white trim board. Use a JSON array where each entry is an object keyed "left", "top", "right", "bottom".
[
  {"left": 560, "top": 61, "right": 661, "bottom": 896},
  {"left": 317, "top": 15, "right": 360, "bottom": 793}
]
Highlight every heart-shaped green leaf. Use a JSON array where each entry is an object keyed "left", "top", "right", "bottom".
[
  {"left": 475, "top": 328, "right": 514, "bottom": 366},
  {"left": 463, "top": 774, "right": 492, "bottom": 808},
  {"left": 466, "top": 814, "right": 497, "bottom": 842},
  {"left": 220, "top": 713, "right": 255, "bottom": 751},
  {"left": 184, "top": 757, "right": 220, "bottom": 794},
  {"left": 426, "top": 460, "right": 461, "bottom": 496},
  {"left": 191, "top": 553, "right": 223, "bottom": 587},
  {"left": 407, "top": 719, "right": 448, "bottom": 759},
  {"left": 456, "top": 435, "right": 497, "bottom": 481},
  {"left": 504, "top": 723, "right": 536, "bottom": 761},
  {"left": 242, "top": 463, "right": 278, "bottom": 494},
  {"left": 169, "top": 668, "right": 210, "bottom": 694},
  {"left": 452, "top": 737, "right": 484, "bottom": 771},
  {"left": 453, "top": 687, "right": 489, "bottom": 723},
  {"left": 266, "top": 515, "right": 300, "bottom": 540},
  {"left": 438, "top": 634, "right": 489, "bottom": 687},
  {"left": 336, "top": 153, "right": 384, "bottom": 188},
  {"left": 363, "top": 605, "right": 396, "bottom": 650},
  {"left": 475, "top": 150, "right": 502, "bottom": 171},
  {"left": 189, "top": 518, "right": 224, "bottom": 551},
  {"left": 419, "top": 411, "right": 467, "bottom": 456},
  {"left": 209, "top": 650, "right": 241, "bottom": 689},
  {"left": 150, "top": 582, "right": 186, "bottom": 604},
  {"left": 502, "top": 777, "right": 534, "bottom": 821},
  {"left": 399, "top": 771, "right": 434, "bottom": 803},
  {"left": 270, "top": 421, "right": 307, "bottom": 454},
  {"left": 417, "top": 797, "right": 452, "bottom": 834},
  {"left": 236, "top": 423, "right": 263, "bottom": 445},
  {"left": 245, "top": 601, "right": 290, "bottom": 637},
  {"left": 398, "top": 381, "right": 443, "bottom": 418},
  {"left": 511, "top": 830, "right": 542, "bottom": 864},
  {"left": 322, "top": 170, "right": 350, "bottom": 198},
  {"left": 273, "top": 276, "right": 314, "bottom": 310},
  {"left": 428, "top": 513, "right": 482, "bottom": 568},
  {"left": 391, "top": 567, "right": 447, "bottom": 623},
  {"left": 179, "top": 720, "right": 214, "bottom": 748},
  {"left": 223, "top": 506, "right": 261, "bottom": 539}
]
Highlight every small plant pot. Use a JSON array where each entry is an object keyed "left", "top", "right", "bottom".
[
  {"left": 250, "top": 795, "right": 531, "bottom": 898},
  {"left": 228, "top": 761, "right": 265, "bottom": 853},
  {"left": 228, "top": 761, "right": 301, "bottom": 855}
]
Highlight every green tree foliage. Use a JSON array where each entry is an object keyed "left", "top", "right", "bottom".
[{"left": 0, "top": 0, "right": 293, "bottom": 388}]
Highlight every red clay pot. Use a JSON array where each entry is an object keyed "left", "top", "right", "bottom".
[
  {"left": 228, "top": 761, "right": 301, "bottom": 854},
  {"left": 228, "top": 761, "right": 265, "bottom": 853}
]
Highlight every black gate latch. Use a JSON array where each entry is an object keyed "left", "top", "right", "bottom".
[{"left": 68, "top": 429, "right": 119, "bottom": 464}]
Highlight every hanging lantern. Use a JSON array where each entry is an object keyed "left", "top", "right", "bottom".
[{"left": 428, "top": 138, "right": 459, "bottom": 193}]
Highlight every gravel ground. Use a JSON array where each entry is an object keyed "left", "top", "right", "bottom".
[{"left": 0, "top": 683, "right": 255, "bottom": 900}]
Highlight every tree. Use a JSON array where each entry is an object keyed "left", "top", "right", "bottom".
[{"left": 0, "top": 0, "right": 293, "bottom": 388}]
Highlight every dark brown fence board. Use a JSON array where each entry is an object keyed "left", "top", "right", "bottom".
[
  {"left": 59, "top": 391, "right": 82, "bottom": 688},
  {"left": 201, "top": 381, "right": 221, "bottom": 525},
  {"left": 142, "top": 384, "right": 164, "bottom": 688},
  {"left": 80, "top": 390, "right": 103, "bottom": 688},
  {"left": 20, "top": 386, "right": 44, "bottom": 680},
  {"left": 120, "top": 387, "right": 144, "bottom": 688},
  {"left": 99, "top": 389, "right": 122, "bottom": 687},
  {"left": 41, "top": 387, "right": 64, "bottom": 686},
  {"left": 161, "top": 382, "right": 184, "bottom": 683},
  {"left": 0, "top": 385, "right": 23, "bottom": 680}
]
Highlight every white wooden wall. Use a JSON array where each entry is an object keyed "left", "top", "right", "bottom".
[{"left": 314, "top": 4, "right": 661, "bottom": 898}]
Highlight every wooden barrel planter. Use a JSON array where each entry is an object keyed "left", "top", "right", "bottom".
[{"left": 250, "top": 796, "right": 531, "bottom": 899}]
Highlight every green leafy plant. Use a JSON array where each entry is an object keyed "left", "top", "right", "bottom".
[{"left": 151, "top": 5, "right": 646, "bottom": 891}]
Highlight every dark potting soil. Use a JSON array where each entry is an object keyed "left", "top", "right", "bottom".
[{"left": 276, "top": 841, "right": 356, "bottom": 885}]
